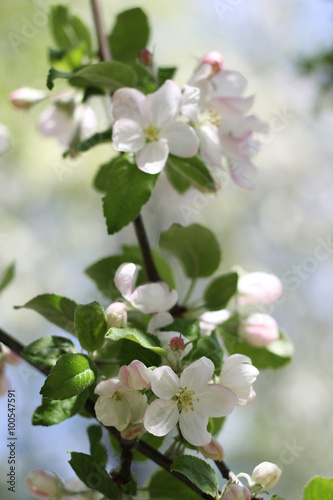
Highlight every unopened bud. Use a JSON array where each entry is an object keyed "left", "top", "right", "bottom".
[
  {"left": 170, "top": 336, "right": 185, "bottom": 351},
  {"left": 10, "top": 87, "right": 46, "bottom": 109},
  {"left": 240, "top": 313, "right": 279, "bottom": 348},
  {"left": 138, "top": 49, "right": 152, "bottom": 66},
  {"left": 25, "top": 470, "right": 64, "bottom": 499},
  {"left": 120, "top": 423, "right": 143, "bottom": 440},
  {"left": 251, "top": 461, "right": 282, "bottom": 491},
  {"left": 105, "top": 302, "right": 127, "bottom": 329},
  {"left": 198, "top": 439, "right": 224, "bottom": 461},
  {"left": 222, "top": 484, "right": 251, "bottom": 500},
  {"left": 200, "top": 51, "right": 223, "bottom": 76},
  {"left": 238, "top": 271, "right": 282, "bottom": 305},
  {"left": 118, "top": 360, "right": 151, "bottom": 390}
]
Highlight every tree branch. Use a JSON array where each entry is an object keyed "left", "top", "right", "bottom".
[{"left": 90, "top": 0, "right": 112, "bottom": 61}]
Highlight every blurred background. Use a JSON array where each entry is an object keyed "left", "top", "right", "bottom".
[{"left": 1, "top": 0, "right": 333, "bottom": 498}]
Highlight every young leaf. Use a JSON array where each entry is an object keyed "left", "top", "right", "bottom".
[
  {"left": 105, "top": 327, "right": 165, "bottom": 356},
  {"left": 0, "top": 261, "right": 15, "bottom": 294},
  {"left": 69, "top": 61, "right": 137, "bottom": 91},
  {"left": 159, "top": 223, "right": 221, "bottom": 279},
  {"left": 46, "top": 68, "right": 74, "bottom": 90},
  {"left": 103, "top": 158, "right": 158, "bottom": 234},
  {"left": 204, "top": 272, "right": 238, "bottom": 310},
  {"left": 157, "top": 67, "right": 177, "bottom": 87},
  {"left": 87, "top": 425, "right": 107, "bottom": 468},
  {"left": 15, "top": 294, "right": 78, "bottom": 335},
  {"left": 69, "top": 452, "right": 118, "bottom": 499},
  {"left": 171, "top": 455, "right": 219, "bottom": 497},
  {"left": 148, "top": 469, "right": 200, "bottom": 500},
  {"left": 75, "top": 302, "right": 107, "bottom": 352},
  {"left": 32, "top": 391, "right": 88, "bottom": 426},
  {"left": 109, "top": 8, "right": 150, "bottom": 63},
  {"left": 165, "top": 155, "right": 216, "bottom": 194},
  {"left": 303, "top": 476, "right": 333, "bottom": 500},
  {"left": 49, "top": 5, "right": 92, "bottom": 55},
  {"left": 40, "top": 353, "right": 97, "bottom": 400},
  {"left": 186, "top": 331, "right": 223, "bottom": 376},
  {"left": 22, "top": 336, "right": 77, "bottom": 368}
]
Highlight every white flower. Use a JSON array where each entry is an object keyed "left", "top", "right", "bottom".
[
  {"left": 240, "top": 313, "right": 279, "bottom": 348},
  {"left": 25, "top": 470, "right": 64, "bottom": 499},
  {"left": 94, "top": 376, "right": 147, "bottom": 431},
  {"left": 10, "top": 87, "right": 46, "bottom": 109},
  {"left": 237, "top": 271, "right": 283, "bottom": 305},
  {"left": 250, "top": 461, "right": 282, "bottom": 491},
  {"left": 144, "top": 356, "right": 238, "bottom": 446},
  {"left": 112, "top": 80, "right": 199, "bottom": 174},
  {"left": 0, "top": 124, "right": 10, "bottom": 155},
  {"left": 219, "top": 354, "right": 259, "bottom": 406},
  {"left": 114, "top": 263, "right": 178, "bottom": 314}
]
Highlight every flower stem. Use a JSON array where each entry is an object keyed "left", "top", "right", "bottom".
[{"left": 183, "top": 278, "right": 197, "bottom": 305}]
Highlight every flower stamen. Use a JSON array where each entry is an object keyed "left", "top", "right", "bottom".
[{"left": 143, "top": 124, "right": 159, "bottom": 141}]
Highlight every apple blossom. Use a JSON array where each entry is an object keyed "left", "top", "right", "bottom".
[
  {"left": 114, "top": 263, "right": 178, "bottom": 314},
  {"left": 222, "top": 484, "right": 251, "bottom": 500},
  {"left": 237, "top": 271, "right": 283, "bottom": 305},
  {"left": 200, "top": 51, "right": 223, "bottom": 76},
  {"left": 199, "top": 309, "right": 231, "bottom": 333},
  {"left": 0, "top": 123, "right": 10, "bottom": 155},
  {"left": 105, "top": 302, "right": 127, "bottom": 329},
  {"left": 25, "top": 470, "right": 64, "bottom": 499},
  {"left": 0, "top": 344, "right": 21, "bottom": 396},
  {"left": 144, "top": 356, "right": 238, "bottom": 446},
  {"left": 10, "top": 87, "right": 46, "bottom": 109},
  {"left": 112, "top": 80, "right": 199, "bottom": 174},
  {"left": 63, "top": 478, "right": 104, "bottom": 500},
  {"left": 219, "top": 354, "right": 259, "bottom": 406},
  {"left": 118, "top": 360, "right": 151, "bottom": 390},
  {"left": 170, "top": 336, "right": 185, "bottom": 352},
  {"left": 250, "top": 461, "right": 282, "bottom": 492},
  {"left": 240, "top": 313, "right": 280, "bottom": 348},
  {"left": 198, "top": 438, "right": 224, "bottom": 461}
]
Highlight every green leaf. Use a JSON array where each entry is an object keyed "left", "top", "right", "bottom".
[
  {"left": 22, "top": 336, "right": 77, "bottom": 368},
  {"left": 303, "top": 477, "right": 333, "bottom": 500},
  {"left": 157, "top": 67, "right": 177, "bottom": 87},
  {"left": 93, "top": 157, "right": 119, "bottom": 192},
  {"left": 46, "top": 68, "right": 74, "bottom": 90},
  {"left": 109, "top": 8, "right": 150, "bottom": 63},
  {"left": 40, "top": 353, "right": 97, "bottom": 400},
  {"left": 15, "top": 294, "right": 78, "bottom": 335},
  {"left": 204, "top": 272, "right": 238, "bottom": 311},
  {"left": 165, "top": 155, "right": 216, "bottom": 194},
  {"left": 117, "top": 338, "right": 161, "bottom": 367},
  {"left": 69, "top": 61, "right": 137, "bottom": 91},
  {"left": 106, "top": 327, "right": 165, "bottom": 356},
  {"left": 148, "top": 468, "right": 200, "bottom": 499},
  {"left": 32, "top": 391, "right": 88, "bottom": 426},
  {"left": 271, "top": 496, "right": 286, "bottom": 500},
  {"left": 69, "top": 452, "right": 118, "bottom": 499},
  {"left": 159, "top": 223, "right": 221, "bottom": 279},
  {"left": 63, "top": 128, "right": 112, "bottom": 158},
  {"left": 75, "top": 302, "right": 107, "bottom": 352},
  {"left": 103, "top": 158, "right": 158, "bottom": 234},
  {"left": 0, "top": 261, "right": 15, "bottom": 294},
  {"left": 170, "top": 319, "right": 201, "bottom": 341},
  {"left": 186, "top": 331, "right": 223, "bottom": 376},
  {"left": 171, "top": 455, "right": 219, "bottom": 497},
  {"left": 207, "top": 416, "right": 225, "bottom": 436},
  {"left": 49, "top": 6, "right": 92, "bottom": 55},
  {"left": 87, "top": 425, "right": 107, "bottom": 468}
]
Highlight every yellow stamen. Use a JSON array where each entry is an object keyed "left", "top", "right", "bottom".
[
  {"left": 143, "top": 124, "right": 159, "bottom": 141},
  {"left": 113, "top": 391, "right": 123, "bottom": 402}
]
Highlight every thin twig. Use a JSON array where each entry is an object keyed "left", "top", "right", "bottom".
[{"left": 90, "top": 0, "right": 112, "bottom": 61}]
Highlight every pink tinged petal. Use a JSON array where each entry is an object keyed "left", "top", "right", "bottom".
[
  {"left": 114, "top": 263, "right": 139, "bottom": 300},
  {"left": 222, "top": 484, "right": 251, "bottom": 500},
  {"left": 238, "top": 272, "right": 283, "bottom": 305},
  {"left": 94, "top": 378, "right": 119, "bottom": 397},
  {"left": 228, "top": 159, "right": 257, "bottom": 190},
  {"left": 181, "top": 84, "right": 200, "bottom": 122},
  {"left": 195, "top": 384, "right": 238, "bottom": 417},
  {"left": 200, "top": 51, "right": 223, "bottom": 75},
  {"left": 112, "top": 88, "right": 146, "bottom": 125},
  {"left": 25, "top": 470, "right": 63, "bottom": 499},
  {"left": 212, "top": 70, "right": 248, "bottom": 97},
  {"left": 112, "top": 119, "right": 145, "bottom": 153},
  {"left": 160, "top": 122, "right": 199, "bottom": 158},
  {"left": 95, "top": 394, "right": 131, "bottom": 430},
  {"left": 150, "top": 365, "right": 179, "bottom": 398},
  {"left": 147, "top": 312, "right": 174, "bottom": 334},
  {"left": 135, "top": 141, "right": 169, "bottom": 174},
  {"left": 241, "top": 313, "right": 279, "bottom": 347},
  {"left": 179, "top": 408, "right": 211, "bottom": 446},
  {"left": 211, "top": 95, "right": 254, "bottom": 119},
  {"left": 38, "top": 106, "right": 77, "bottom": 147},
  {"left": 200, "top": 309, "right": 230, "bottom": 327},
  {"left": 180, "top": 356, "right": 214, "bottom": 390},
  {"left": 198, "top": 125, "right": 222, "bottom": 167},
  {"left": 144, "top": 398, "right": 179, "bottom": 436},
  {"left": 157, "top": 282, "right": 178, "bottom": 311},
  {"left": 119, "top": 360, "right": 151, "bottom": 390},
  {"left": 144, "top": 80, "right": 181, "bottom": 128}
]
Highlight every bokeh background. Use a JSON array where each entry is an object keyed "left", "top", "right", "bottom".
[{"left": 1, "top": 1, "right": 333, "bottom": 498}]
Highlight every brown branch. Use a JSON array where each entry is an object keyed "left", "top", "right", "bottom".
[{"left": 90, "top": 0, "right": 112, "bottom": 62}]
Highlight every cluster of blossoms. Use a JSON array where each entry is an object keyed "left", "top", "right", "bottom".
[
  {"left": 0, "top": 343, "right": 20, "bottom": 395},
  {"left": 221, "top": 461, "right": 282, "bottom": 498}
]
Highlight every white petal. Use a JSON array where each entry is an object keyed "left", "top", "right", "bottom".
[
  {"left": 136, "top": 141, "right": 169, "bottom": 174},
  {"left": 150, "top": 365, "right": 179, "bottom": 398},
  {"left": 200, "top": 309, "right": 230, "bottom": 327},
  {"left": 198, "top": 124, "right": 222, "bottom": 167},
  {"left": 161, "top": 122, "right": 199, "bottom": 158},
  {"left": 147, "top": 312, "right": 174, "bottom": 334},
  {"left": 79, "top": 106, "right": 98, "bottom": 140},
  {"left": 0, "top": 124, "right": 10, "bottom": 155},
  {"left": 114, "top": 263, "right": 139, "bottom": 300},
  {"left": 212, "top": 95, "right": 254, "bottom": 119},
  {"left": 94, "top": 378, "right": 119, "bottom": 397},
  {"left": 228, "top": 158, "right": 257, "bottom": 190},
  {"left": 181, "top": 84, "right": 200, "bottom": 122},
  {"left": 180, "top": 356, "right": 214, "bottom": 390},
  {"left": 112, "top": 88, "right": 146, "bottom": 126},
  {"left": 212, "top": 70, "right": 248, "bottom": 97},
  {"left": 38, "top": 105, "right": 76, "bottom": 147},
  {"left": 179, "top": 408, "right": 211, "bottom": 446},
  {"left": 195, "top": 384, "right": 238, "bottom": 417},
  {"left": 112, "top": 119, "right": 145, "bottom": 152},
  {"left": 123, "top": 390, "right": 147, "bottom": 422},
  {"left": 131, "top": 282, "right": 174, "bottom": 313},
  {"left": 144, "top": 80, "right": 181, "bottom": 128},
  {"left": 144, "top": 399, "right": 179, "bottom": 436},
  {"left": 95, "top": 395, "right": 131, "bottom": 430}
]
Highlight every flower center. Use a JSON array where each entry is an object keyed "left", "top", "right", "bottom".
[
  {"left": 175, "top": 387, "right": 200, "bottom": 413},
  {"left": 209, "top": 109, "right": 221, "bottom": 128},
  {"left": 143, "top": 124, "right": 159, "bottom": 141},
  {"left": 113, "top": 391, "right": 123, "bottom": 402}
]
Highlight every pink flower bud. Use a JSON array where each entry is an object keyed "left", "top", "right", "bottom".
[
  {"left": 198, "top": 439, "right": 224, "bottom": 461},
  {"left": 120, "top": 423, "right": 143, "bottom": 440},
  {"left": 200, "top": 51, "right": 223, "bottom": 75},
  {"left": 251, "top": 461, "right": 282, "bottom": 490},
  {"left": 10, "top": 87, "right": 46, "bottom": 109},
  {"left": 170, "top": 336, "right": 185, "bottom": 351},
  {"left": 238, "top": 271, "right": 282, "bottom": 305},
  {"left": 118, "top": 360, "right": 151, "bottom": 390},
  {"left": 1, "top": 344, "right": 21, "bottom": 366},
  {"left": 222, "top": 484, "right": 251, "bottom": 500},
  {"left": 25, "top": 470, "right": 64, "bottom": 499},
  {"left": 138, "top": 49, "right": 152, "bottom": 66},
  {"left": 241, "top": 313, "right": 279, "bottom": 348},
  {"left": 105, "top": 302, "right": 127, "bottom": 329}
]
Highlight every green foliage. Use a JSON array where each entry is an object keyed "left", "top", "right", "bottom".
[
  {"left": 303, "top": 476, "right": 333, "bottom": 500},
  {"left": 165, "top": 155, "right": 216, "bottom": 194},
  {"left": 87, "top": 425, "right": 107, "bottom": 468},
  {"left": 69, "top": 61, "right": 137, "bottom": 91},
  {"left": 0, "top": 261, "right": 15, "bottom": 294},
  {"left": 204, "top": 272, "right": 238, "bottom": 310},
  {"left": 63, "top": 128, "right": 113, "bottom": 158},
  {"left": 171, "top": 455, "right": 219, "bottom": 497},
  {"left": 69, "top": 452, "right": 118, "bottom": 499},
  {"left": 49, "top": 5, "right": 92, "bottom": 54},
  {"left": 22, "top": 336, "right": 77, "bottom": 368},
  {"left": 46, "top": 68, "right": 74, "bottom": 90},
  {"left": 15, "top": 294, "right": 78, "bottom": 335},
  {"left": 157, "top": 67, "right": 177, "bottom": 87},
  {"left": 106, "top": 327, "right": 166, "bottom": 356},
  {"left": 75, "top": 302, "right": 107, "bottom": 352},
  {"left": 93, "top": 157, "right": 119, "bottom": 192},
  {"left": 159, "top": 223, "right": 221, "bottom": 279},
  {"left": 40, "top": 353, "right": 97, "bottom": 400},
  {"left": 148, "top": 469, "right": 201, "bottom": 499},
  {"left": 170, "top": 318, "right": 201, "bottom": 341},
  {"left": 185, "top": 331, "right": 223, "bottom": 375},
  {"left": 116, "top": 338, "right": 161, "bottom": 367},
  {"left": 207, "top": 416, "right": 225, "bottom": 436},
  {"left": 103, "top": 157, "right": 158, "bottom": 234},
  {"left": 32, "top": 391, "right": 88, "bottom": 426},
  {"left": 109, "top": 8, "right": 150, "bottom": 63}
]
